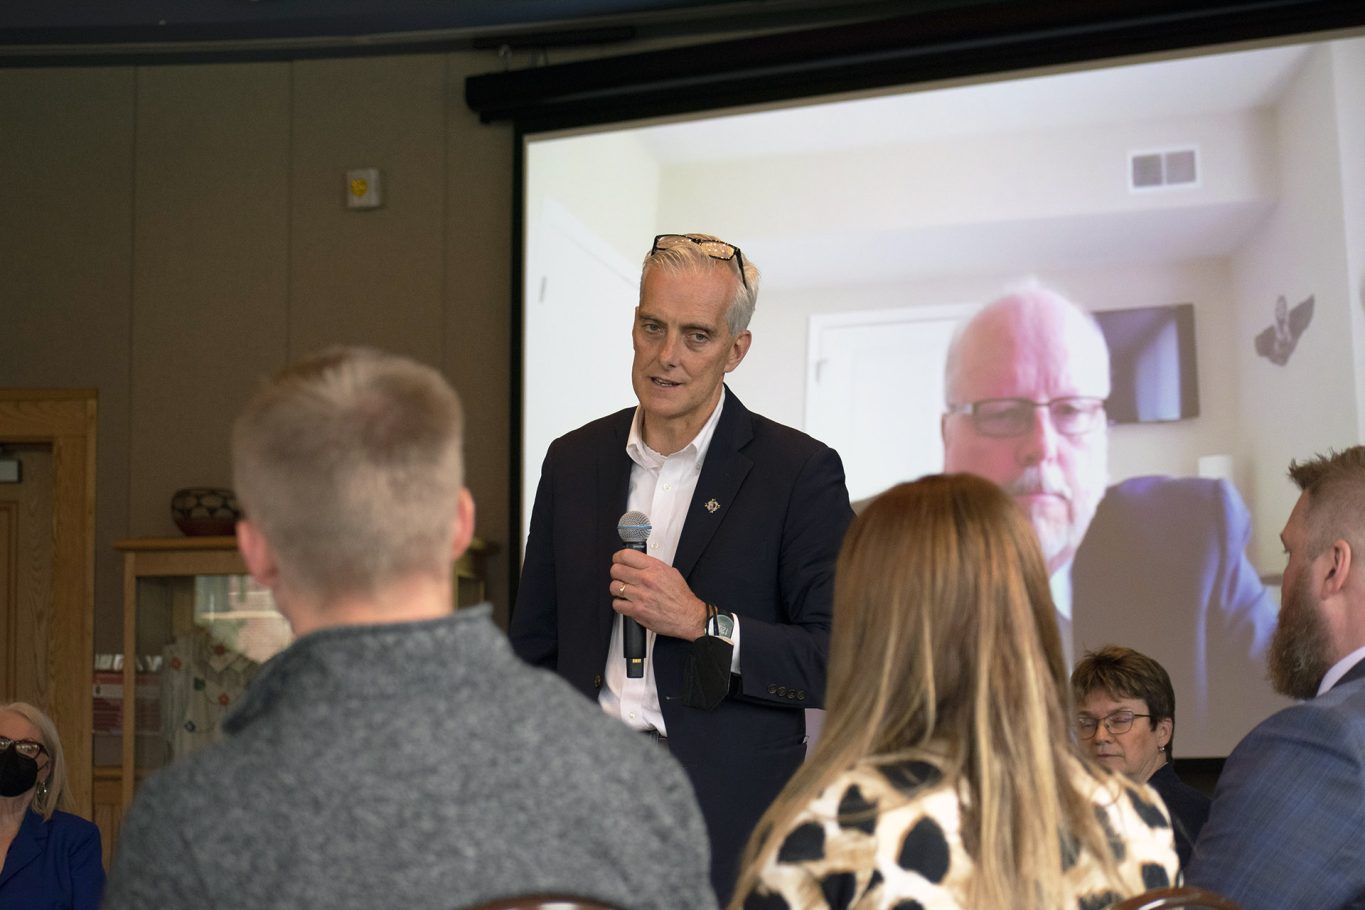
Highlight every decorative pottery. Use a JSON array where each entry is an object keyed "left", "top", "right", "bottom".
[{"left": 171, "top": 487, "right": 241, "bottom": 536}]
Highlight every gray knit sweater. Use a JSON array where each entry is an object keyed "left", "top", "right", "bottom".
[{"left": 103, "top": 605, "right": 717, "bottom": 910}]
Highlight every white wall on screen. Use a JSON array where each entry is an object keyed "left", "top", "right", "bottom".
[
  {"left": 525, "top": 129, "right": 661, "bottom": 264},
  {"left": 1331, "top": 41, "right": 1365, "bottom": 449},
  {"left": 656, "top": 109, "right": 1276, "bottom": 290},
  {"left": 805, "top": 304, "right": 974, "bottom": 502},
  {"left": 1230, "top": 41, "right": 1363, "bottom": 571},
  {"left": 522, "top": 200, "right": 640, "bottom": 540}
]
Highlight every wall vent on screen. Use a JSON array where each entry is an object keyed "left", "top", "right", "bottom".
[{"left": 1129, "top": 146, "right": 1199, "bottom": 191}]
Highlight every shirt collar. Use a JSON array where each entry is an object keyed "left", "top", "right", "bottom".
[
  {"left": 626, "top": 388, "right": 726, "bottom": 468},
  {"left": 1049, "top": 560, "right": 1074, "bottom": 621},
  {"left": 1318, "top": 643, "right": 1365, "bottom": 695}
]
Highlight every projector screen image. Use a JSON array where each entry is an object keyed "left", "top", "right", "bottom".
[
  {"left": 1095, "top": 303, "right": 1200, "bottom": 425},
  {"left": 520, "top": 33, "right": 1365, "bottom": 757}
]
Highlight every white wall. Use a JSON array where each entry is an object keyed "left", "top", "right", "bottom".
[
  {"left": 655, "top": 109, "right": 1275, "bottom": 271},
  {"left": 1332, "top": 40, "right": 1365, "bottom": 439},
  {"left": 526, "top": 129, "right": 662, "bottom": 268},
  {"left": 1231, "top": 43, "right": 1362, "bottom": 570}
]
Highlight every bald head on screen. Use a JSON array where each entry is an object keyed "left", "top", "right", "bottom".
[{"left": 941, "top": 287, "right": 1111, "bottom": 575}]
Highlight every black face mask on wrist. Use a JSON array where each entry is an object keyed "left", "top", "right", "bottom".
[{"left": 0, "top": 744, "right": 40, "bottom": 797}]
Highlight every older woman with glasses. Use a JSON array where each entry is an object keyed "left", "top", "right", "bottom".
[
  {"left": 1071, "top": 646, "right": 1211, "bottom": 870},
  {"left": 731, "top": 475, "right": 1177, "bottom": 910},
  {"left": 0, "top": 701, "right": 105, "bottom": 909}
]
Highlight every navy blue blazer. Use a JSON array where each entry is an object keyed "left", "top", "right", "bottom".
[
  {"left": 1187, "top": 657, "right": 1365, "bottom": 909},
  {"left": 1072, "top": 476, "right": 1283, "bottom": 752},
  {"left": 0, "top": 809, "right": 104, "bottom": 910},
  {"left": 510, "top": 388, "right": 853, "bottom": 901},
  {"left": 1146, "top": 762, "right": 1209, "bottom": 871}
]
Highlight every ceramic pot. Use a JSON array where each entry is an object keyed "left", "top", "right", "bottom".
[{"left": 170, "top": 487, "right": 241, "bottom": 536}]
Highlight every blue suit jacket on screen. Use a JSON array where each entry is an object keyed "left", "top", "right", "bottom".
[
  {"left": 1187, "top": 657, "right": 1365, "bottom": 909},
  {"left": 510, "top": 388, "right": 853, "bottom": 901},
  {"left": 1072, "top": 475, "right": 1284, "bottom": 750},
  {"left": 0, "top": 809, "right": 105, "bottom": 910}
]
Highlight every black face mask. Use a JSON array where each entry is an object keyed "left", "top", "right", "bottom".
[{"left": 0, "top": 744, "right": 39, "bottom": 797}]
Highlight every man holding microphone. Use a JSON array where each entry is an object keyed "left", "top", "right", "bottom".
[{"left": 511, "top": 232, "right": 853, "bottom": 903}]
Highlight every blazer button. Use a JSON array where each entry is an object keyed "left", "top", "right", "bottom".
[
  {"left": 593, "top": 674, "right": 603, "bottom": 690},
  {"left": 776, "top": 686, "right": 787, "bottom": 696},
  {"left": 797, "top": 690, "right": 807, "bottom": 701},
  {"left": 767, "top": 683, "right": 778, "bottom": 694}
]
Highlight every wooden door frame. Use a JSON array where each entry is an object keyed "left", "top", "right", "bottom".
[{"left": 0, "top": 390, "right": 97, "bottom": 816}]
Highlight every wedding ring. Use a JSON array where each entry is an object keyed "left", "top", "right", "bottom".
[{"left": 618, "top": 582, "right": 628, "bottom": 597}]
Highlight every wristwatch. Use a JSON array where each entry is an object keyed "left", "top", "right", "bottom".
[{"left": 705, "top": 609, "right": 735, "bottom": 641}]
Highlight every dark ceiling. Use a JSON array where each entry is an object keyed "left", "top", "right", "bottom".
[
  {"left": 6, "top": 0, "right": 1363, "bottom": 130},
  {"left": 0, "top": 0, "right": 928, "bottom": 63}
]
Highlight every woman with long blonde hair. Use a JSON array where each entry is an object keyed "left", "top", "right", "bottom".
[{"left": 731, "top": 475, "right": 1177, "bottom": 909}]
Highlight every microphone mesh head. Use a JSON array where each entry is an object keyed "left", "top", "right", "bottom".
[{"left": 617, "top": 510, "right": 652, "bottom": 544}]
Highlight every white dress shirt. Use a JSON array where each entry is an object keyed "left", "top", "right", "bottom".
[
  {"left": 598, "top": 390, "right": 742, "bottom": 734},
  {"left": 1051, "top": 561, "right": 1075, "bottom": 668},
  {"left": 1317, "top": 643, "right": 1365, "bottom": 696}
]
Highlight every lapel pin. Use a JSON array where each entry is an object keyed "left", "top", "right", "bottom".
[{"left": 705, "top": 498, "right": 720, "bottom": 513}]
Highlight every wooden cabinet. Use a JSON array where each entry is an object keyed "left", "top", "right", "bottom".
[
  {"left": 95, "top": 535, "right": 492, "bottom": 867},
  {"left": 95, "top": 537, "right": 275, "bottom": 868}
]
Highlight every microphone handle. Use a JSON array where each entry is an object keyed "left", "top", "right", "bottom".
[{"left": 622, "top": 540, "right": 647, "bottom": 679}]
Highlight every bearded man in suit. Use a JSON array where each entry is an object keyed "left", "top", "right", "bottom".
[{"left": 1187, "top": 445, "right": 1365, "bottom": 909}]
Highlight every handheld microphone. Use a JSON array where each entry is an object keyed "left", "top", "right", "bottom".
[{"left": 617, "top": 511, "right": 652, "bottom": 679}]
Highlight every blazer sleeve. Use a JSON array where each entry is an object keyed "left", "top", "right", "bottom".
[
  {"left": 731, "top": 443, "right": 852, "bottom": 707},
  {"left": 1187, "top": 701, "right": 1365, "bottom": 908},
  {"left": 68, "top": 818, "right": 106, "bottom": 910},
  {"left": 508, "top": 446, "right": 560, "bottom": 669},
  {"left": 1207, "top": 477, "right": 1277, "bottom": 658}
]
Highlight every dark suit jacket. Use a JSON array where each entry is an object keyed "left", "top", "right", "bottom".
[
  {"left": 0, "top": 809, "right": 104, "bottom": 910},
  {"left": 510, "top": 388, "right": 853, "bottom": 901},
  {"left": 1186, "top": 657, "right": 1365, "bottom": 909},
  {"left": 1146, "top": 762, "right": 1209, "bottom": 872},
  {"left": 1072, "top": 475, "right": 1284, "bottom": 753}
]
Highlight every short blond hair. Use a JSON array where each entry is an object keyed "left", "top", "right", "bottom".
[
  {"left": 1288, "top": 446, "right": 1365, "bottom": 558},
  {"left": 0, "top": 701, "right": 69, "bottom": 820},
  {"left": 232, "top": 347, "right": 465, "bottom": 600}
]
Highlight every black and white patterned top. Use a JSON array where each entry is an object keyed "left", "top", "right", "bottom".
[{"left": 744, "top": 755, "right": 1178, "bottom": 910}]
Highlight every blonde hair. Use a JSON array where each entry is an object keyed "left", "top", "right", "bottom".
[
  {"left": 641, "top": 232, "right": 760, "bottom": 334},
  {"left": 731, "top": 474, "right": 1128, "bottom": 909},
  {"left": 232, "top": 347, "right": 465, "bottom": 601},
  {"left": 0, "top": 701, "right": 69, "bottom": 820},
  {"left": 1288, "top": 445, "right": 1365, "bottom": 558}
]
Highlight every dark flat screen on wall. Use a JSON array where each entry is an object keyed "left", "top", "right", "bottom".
[{"left": 1095, "top": 303, "right": 1199, "bottom": 425}]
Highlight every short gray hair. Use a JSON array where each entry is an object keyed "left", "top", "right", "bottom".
[
  {"left": 641, "top": 233, "right": 760, "bottom": 335},
  {"left": 232, "top": 347, "right": 465, "bottom": 601}
]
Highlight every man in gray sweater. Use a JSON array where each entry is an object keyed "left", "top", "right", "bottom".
[{"left": 104, "top": 347, "right": 716, "bottom": 910}]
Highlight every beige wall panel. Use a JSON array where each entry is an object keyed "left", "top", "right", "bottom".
[
  {"left": 443, "top": 53, "right": 514, "bottom": 625},
  {"left": 130, "top": 63, "right": 291, "bottom": 536},
  {"left": 288, "top": 55, "right": 446, "bottom": 363},
  {"left": 0, "top": 67, "right": 136, "bottom": 652}
]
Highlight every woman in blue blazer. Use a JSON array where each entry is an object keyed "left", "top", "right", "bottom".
[{"left": 0, "top": 701, "right": 104, "bottom": 910}]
